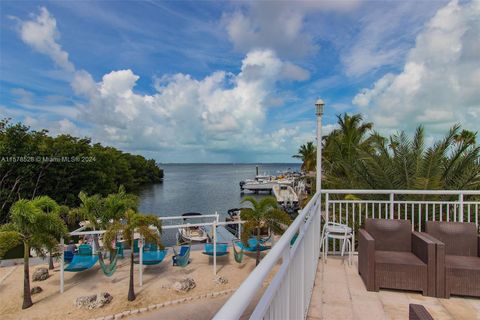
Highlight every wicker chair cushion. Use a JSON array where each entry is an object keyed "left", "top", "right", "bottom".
[
  {"left": 375, "top": 251, "right": 426, "bottom": 267},
  {"left": 445, "top": 255, "right": 480, "bottom": 271},
  {"left": 365, "top": 218, "right": 412, "bottom": 252},
  {"left": 375, "top": 251, "right": 427, "bottom": 292},
  {"left": 426, "top": 221, "right": 477, "bottom": 256}
]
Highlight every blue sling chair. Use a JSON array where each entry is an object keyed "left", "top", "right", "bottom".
[
  {"left": 64, "top": 244, "right": 99, "bottom": 272},
  {"left": 172, "top": 245, "right": 191, "bottom": 267},
  {"left": 140, "top": 250, "right": 169, "bottom": 265},
  {"left": 115, "top": 242, "right": 124, "bottom": 258},
  {"left": 63, "top": 250, "right": 74, "bottom": 263},
  {"left": 235, "top": 238, "right": 271, "bottom": 252},
  {"left": 133, "top": 241, "right": 169, "bottom": 265},
  {"left": 202, "top": 243, "right": 229, "bottom": 256}
]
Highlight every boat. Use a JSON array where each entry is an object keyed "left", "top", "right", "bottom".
[
  {"left": 240, "top": 174, "right": 277, "bottom": 193},
  {"left": 273, "top": 185, "right": 299, "bottom": 204},
  {"left": 239, "top": 171, "right": 301, "bottom": 193},
  {"left": 272, "top": 184, "right": 299, "bottom": 216},
  {"left": 177, "top": 212, "right": 209, "bottom": 243},
  {"left": 225, "top": 208, "right": 241, "bottom": 235}
]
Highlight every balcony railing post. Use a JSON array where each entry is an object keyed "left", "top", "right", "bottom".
[
  {"left": 459, "top": 193, "right": 464, "bottom": 222},
  {"left": 390, "top": 193, "right": 394, "bottom": 219},
  {"left": 323, "top": 192, "right": 329, "bottom": 257},
  {"left": 284, "top": 248, "right": 290, "bottom": 318},
  {"left": 60, "top": 237, "right": 64, "bottom": 293}
]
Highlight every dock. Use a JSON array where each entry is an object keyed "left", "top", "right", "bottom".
[{"left": 203, "top": 225, "right": 238, "bottom": 243}]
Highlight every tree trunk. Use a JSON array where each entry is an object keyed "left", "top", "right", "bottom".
[
  {"left": 128, "top": 238, "right": 136, "bottom": 301},
  {"left": 48, "top": 251, "right": 54, "bottom": 270},
  {"left": 93, "top": 235, "right": 105, "bottom": 264},
  {"left": 256, "top": 228, "right": 261, "bottom": 266},
  {"left": 22, "top": 242, "right": 33, "bottom": 309}
]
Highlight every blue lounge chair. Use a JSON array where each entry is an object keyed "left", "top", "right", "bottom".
[
  {"left": 65, "top": 244, "right": 98, "bottom": 272},
  {"left": 236, "top": 238, "right": 271, "bottom": 252},
  {"left": 172, "top": 245, "right": 190, "bottom": 267},
  {"left": 203, "top": 243, "right": 229, "bottom": 256},
  {"left": 139, "top": 249, "right": 169, "bottom": 265},
  {"left": 64, "top": 251, "right": 74, "bottom": 263},
  {"left": 78, "top": 244, "right": 93, "bottom": 255},
  {"left": 133, "top": 240, "right": 158, "bottom": 254},
  {"left": 115, "top": 242, "right": 124, "bottom": 258},
  {"left": 64, "top": 254, "right": 99, "bottom": 272}
]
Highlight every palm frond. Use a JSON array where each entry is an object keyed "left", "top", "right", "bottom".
[{"left": 0, "top": 230, "right": 22, "bottom": 257}]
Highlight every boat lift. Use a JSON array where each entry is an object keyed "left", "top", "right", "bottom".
[{"left": 59, "top": 214, "right": 246, "bottom": 293}]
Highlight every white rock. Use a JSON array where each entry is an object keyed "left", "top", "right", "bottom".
[{"left": 172, "top": 278, "right": 196, "bottom": 293}]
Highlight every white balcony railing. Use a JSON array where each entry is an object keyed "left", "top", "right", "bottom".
[
  {"left": 214, "top": 191, "right": 322, "bottom": 320},
  {"left": 324, "top": 189, "right": 480, "bottom": 254},
  {"left": 214, "top": 189, "right": 480, "bottom": 320}
]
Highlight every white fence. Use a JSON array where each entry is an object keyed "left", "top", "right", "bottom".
[
  {"left": 214, "top": 191, "right": 322, "bottom": 320},
  {"left": 214, "top": 189, "right": 480, "bottom": 320},
  {"left": 325, "top": 189, "right": 480, "bottom": 253}
]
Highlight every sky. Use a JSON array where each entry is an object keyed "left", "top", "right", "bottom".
[{"left": 0, "top": 0, "right": 479, "bottom": 163}]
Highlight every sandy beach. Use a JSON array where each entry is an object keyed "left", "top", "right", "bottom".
[{"left": 0, "top": 249, "right": 276, "bottom": 320}]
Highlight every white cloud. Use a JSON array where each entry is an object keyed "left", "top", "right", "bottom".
[
  {"left": 11, "top": 88, "right": 34, "bottom": 105},
  {"left": 338, "top": 1, "right": 446, "bottom": 77},
  {"left": 223, "top": 1, "right": 358, "bottom": 58},
  {"left": 353, "top": 0, "right": 480, "bottom": 135},
  {"left": 75, "top": 49, "right": 311, "bottom": 154},
  {"left": 18, "top": 7, "right": 75, "bottom": 72},
  {"left": 12, "top": 6, "right": 328, "bottom": 160}
]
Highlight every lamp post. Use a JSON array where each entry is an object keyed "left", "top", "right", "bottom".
[{"left": 315, "top": 98, "right": 324, "bottom": 193}]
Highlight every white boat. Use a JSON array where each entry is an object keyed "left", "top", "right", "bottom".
[
  {"left": 178, "top": 213, "right": 209, "bottom": 243},
  {"left": 240, "top": 175, "right": 277, "bottom": 192},
  {"left": 272, "top": 185, "right": 299, "bottom": 206}
]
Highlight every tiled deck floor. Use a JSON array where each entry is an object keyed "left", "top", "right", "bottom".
[{"left": 307, "top": 256, "right": 480, "bottom": 320}]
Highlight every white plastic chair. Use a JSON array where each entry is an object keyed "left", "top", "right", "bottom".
[{"left": 320, "top": 222, "right": 353, "bottom": 265}]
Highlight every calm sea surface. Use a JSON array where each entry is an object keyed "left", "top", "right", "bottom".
[{"left": 138, "top": 163, "right": 300, "bottom": 244}]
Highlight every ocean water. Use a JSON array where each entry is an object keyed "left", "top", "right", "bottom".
[{"left": 138, "top": 163, "right": 301, "bottom": 245}]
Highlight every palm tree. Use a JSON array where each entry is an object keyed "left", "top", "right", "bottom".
[
  {"left": 69, "top": 186, "right": 138, "bottom": 262},
  {"left": 358, "top": 125, "right": 480, "bottom": 191},
  {"left": 31, "top": 196, "right": 65, "bottom": 270},
  {"left": 305, "top": 113, "right": 479, "bottom": 192},
  {"left": 293, "top": 141, "right": 316, "bottom": 172},
  {"left": 103, "top": 209, "right": 162, "bottom": 301},
  {"left": 323, "top": 113, "right": 374, "bottom": 189},
  {"left": 240, "top": 196, "right": 292, "bottom": 266},
  {"left": 0, "top": 196, "right": 67, "bottom": 309}
]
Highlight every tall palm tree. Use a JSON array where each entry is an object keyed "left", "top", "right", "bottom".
[
  {"left": 0, "top": 196, "right": 67, "bottom": 309},
  {"left": 103, "top": 209, "right": 162, "bottom": 301},
  {"left": 323, "top": 113, "right": 374, "bottom": 189},
  {"left": 293, "top": 141, "right": 316, "bottom": 172},
  {"left": 240, "top": 196, "right": 291, "bottom": 266},
  {"left": 69, "top": 186, "right": 138, "bottom": 262},
  {"left": 31, "top": 196, "right": 65, "bottom": 270}
]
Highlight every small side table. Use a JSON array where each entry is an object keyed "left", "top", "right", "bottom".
[{"left": 320, "top": 222, "right": 353, "bottom": 265}]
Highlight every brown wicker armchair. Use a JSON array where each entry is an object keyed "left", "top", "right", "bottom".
[
  {"left": 425, "top": 221, "right": 480, "bottom": 298},
  {"left": 358, "top": 219, "right": 436, "bottom": 296}
]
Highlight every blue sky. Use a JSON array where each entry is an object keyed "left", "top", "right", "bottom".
[{"left": 1, "top": 1, "right": 478, "bottom": 162}]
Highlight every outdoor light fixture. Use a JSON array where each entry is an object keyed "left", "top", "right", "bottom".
[
  {"left": 315, "top": 98, "right": 325, "bottom": 192},
  {"left": 315, "top": 98, "right": 325, "bottom": 116}
]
